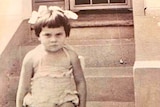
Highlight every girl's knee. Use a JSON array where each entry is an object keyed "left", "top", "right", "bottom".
[{"left": 60, "top": 102, "right": 75, "bottom": 107}]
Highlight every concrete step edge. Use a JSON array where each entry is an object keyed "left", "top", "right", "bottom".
[
  {"left": 83, "top": 66, "right": 133, "bottom": 77},
  {"left": 87, "top": 101, "right": 135, "bottom": 107},
  {"left": 71, "top": 20, "right": 133, "bottom": 28},
  {"left": 22, "top": 40, "right": 135, "bottom": 46}
]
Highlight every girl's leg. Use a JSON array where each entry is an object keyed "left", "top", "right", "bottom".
[{"left": 60, "top": 102, "right": 75, "bottom": 107}]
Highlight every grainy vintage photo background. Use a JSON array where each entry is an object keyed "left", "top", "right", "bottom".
[{"left": 0, "top": 0, "right": 160, "bottom": 107}]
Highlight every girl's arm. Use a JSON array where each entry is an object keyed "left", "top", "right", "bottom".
[
  {"left": 70, "top": 51, "right": 87, "bottom": 107},
  {"left": 16, "top": 52, "right": 33, "bottom": 107}
]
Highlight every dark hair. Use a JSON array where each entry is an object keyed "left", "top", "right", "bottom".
[{"left": 34, "top": 10, "right": 71, "bottom": 37}]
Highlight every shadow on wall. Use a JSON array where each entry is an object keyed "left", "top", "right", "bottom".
[{"left": 0, "top": 19, "right": 30, "bottom": 107}]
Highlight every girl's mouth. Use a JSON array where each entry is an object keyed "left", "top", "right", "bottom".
[{"left": 50, "top": 44, "right": 58, "bottom": 47}]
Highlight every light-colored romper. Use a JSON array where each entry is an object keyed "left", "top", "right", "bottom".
[{"left": 23, "top": 45, "right": 79, "bottom": 107}]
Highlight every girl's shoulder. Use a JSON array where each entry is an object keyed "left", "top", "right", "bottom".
[
  {"left": 23, "top": 45, "right": 43, "bottom": 63},
  {"left": 63, "top": 45, "right": 79, "bottom": 61},
  {"left": 64, "top": 45, "right": 85, "bottom": 69}
]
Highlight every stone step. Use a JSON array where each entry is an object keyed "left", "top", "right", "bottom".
[
  {"left": 70, "top": 9, "right": 133, "bottom": 28},
  {"left": 84, "top": 67, "right": 133, "bottom": 77},
  {"left": 5, "top": 99, "right": 135, "bottom": 107},
  {"left": 73, "top": 44, "right": 135, "bottom": 67},
  {"left": 26, "top": 26, "right": 134, "bottom": 45},
  {"left": 70, "top": 19, "right": 133, "bottom": 28},
  {"left": 69, "top": 26, "right": 134, "bottom": 40},
  {"left": 86, "top": 75, "right": 134, "bottom": 101},
  {"left": 8, "top": 67, "right": 134, "bottom": 104},
  {"left": 87, "top": 101, "right": 135, "bottom": 107},
  {"left": 20, "top": 42, "right": 135, "bottom": 67},
  {"left": 84, "top": 67, "right": 134, "bottom": 102}
]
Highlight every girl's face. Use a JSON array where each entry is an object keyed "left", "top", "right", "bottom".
[{"left": 39, "top": 26, "right": 66, "bottom": 52}]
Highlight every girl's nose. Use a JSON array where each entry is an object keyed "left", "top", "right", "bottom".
[{"left": 50, "top": 36, "right": 57, "bottom": 42}]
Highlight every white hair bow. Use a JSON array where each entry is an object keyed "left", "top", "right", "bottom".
[{"left": 28, "top": 5, "right": 78, "bottom": 24}]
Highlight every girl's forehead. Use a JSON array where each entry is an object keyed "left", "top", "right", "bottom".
[{"left": 42, "top": 26, "right": 65, "bottom": 32}]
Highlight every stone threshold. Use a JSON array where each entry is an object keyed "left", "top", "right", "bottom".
[{"left": 70, "top": 9, "right": 133, "bottom": 27}]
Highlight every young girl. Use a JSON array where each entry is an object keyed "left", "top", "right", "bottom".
[{"left": 16, "top": 6, "right": 87, "bottom": 107}]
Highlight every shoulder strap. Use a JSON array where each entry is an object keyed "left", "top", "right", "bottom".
[{"left": 63, "top": 47, "right": 71, "bottom": 64}]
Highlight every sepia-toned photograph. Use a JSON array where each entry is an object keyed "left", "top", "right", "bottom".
[{"left": 0, "top": 0, "right": 160, "bottom": 107}]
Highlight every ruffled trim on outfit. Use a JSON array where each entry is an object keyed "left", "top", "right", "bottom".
[
  {"left": 32, "top": 68, "right": 73, "bottom": 80},
  {"left": 59, "top": 90, "right": 79, "bottom": 105},
  {"left": 23, "top": 90, "right": 79, "bottom": 107},
  {"left": 23, "top": 93, "right": 33, "bottom": 107}
]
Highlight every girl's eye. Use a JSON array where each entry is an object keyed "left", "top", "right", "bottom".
[
  {"left": 55, "top": 33, "right": 63, "bottom": 37},
  {"left": 44, "top": 33, "right": 51, "bottom": 37}
]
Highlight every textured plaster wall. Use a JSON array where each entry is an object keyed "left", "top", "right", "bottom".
[
  {"left": 144, "top": 0, "right": 160, "bottom": 8},
  {"left": 0, "top": 0, "right": 32, "bottom": 107},
  {"left": 0, "top": 0, "right": 32, "bottom": 54},
  {"left": 133, "top": 0, "right": 160, "bottom": 61},
  {"left": 0, "top": 0, "right": 31, "bottom": 17},
  {"left": 133, "top": 0, "right": 160, "bottom": 107}
]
